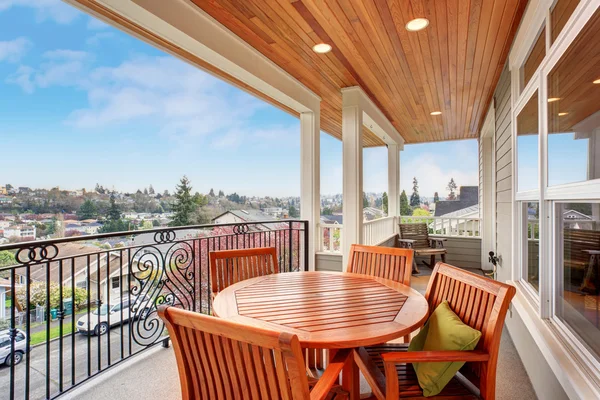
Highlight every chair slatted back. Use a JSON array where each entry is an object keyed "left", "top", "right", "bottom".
[
  {"left": 399, "top": 223, "right": 431, "bottom": 249},
  {"left": 424, "top": 263, "right": 516, "bottom": 397},
  {"left": 564, "top": 228, "right": 600, "bottom": 266},
  {"left": 346, "top": 244, "right": 413, "bottom": 285},
  {"left": 210, "top": 247, "right": 278, "bottom": 297},
  {"left": 159, "top": 305, "right": 311, "bottom": 400}
]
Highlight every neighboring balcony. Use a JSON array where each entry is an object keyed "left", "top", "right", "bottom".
[{"left": 318, "top": 215, "right": 483, "bottom": 272}]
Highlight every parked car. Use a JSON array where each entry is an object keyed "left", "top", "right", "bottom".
[
  {"left": 76, "top": 296, "right": 152, "bottom": 336},
  {"left": 0, "top": 329, "right": 28, "bottom": 366}
]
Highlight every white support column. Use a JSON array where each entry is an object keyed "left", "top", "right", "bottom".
[
  {"left": 387, "top": 144, "right": 400, "bottom": 218},
  {"left": 342, "top": 102, "right": 364, "bottom": 267},
  {"left": 300, "top": 110, "right": 320, "bottom": 271}
]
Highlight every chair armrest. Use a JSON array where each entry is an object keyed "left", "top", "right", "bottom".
[
  {"left": 397, "top": 239, "right": 416, "bottom": 249},
  {"left": 381, "top": 350, "right": 489, "bottom": 364},
  {"left": 582, "top": 250, "right": 600, "bottom": 255},
  {"left": 310, "top": 349, "right": 352, "bottom": 400},
  {"left": 429, "top": 238, "right": 447, "bottom": 249}
]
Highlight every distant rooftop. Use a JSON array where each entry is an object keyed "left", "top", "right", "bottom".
[{"left": 434, "top": 186, "right": 479, "bottom": 217}]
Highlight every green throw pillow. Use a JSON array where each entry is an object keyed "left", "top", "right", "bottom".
[{"left": 409, "top": 300, "right": 482, "bottom": 397}]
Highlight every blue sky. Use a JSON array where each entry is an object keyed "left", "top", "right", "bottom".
[{"left": 0, "top": 1, "right": 479, "bottom": 198}]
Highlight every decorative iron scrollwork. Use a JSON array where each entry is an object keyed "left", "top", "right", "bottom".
[
  {"left": 153, "top": 230, "right": 176, "bottom": 244},
  {"left": 232, "top": 224, "right": 250, "bottom": 235},
  {"left": 129, "top": 241, "right": 195, "bottom": 346},
  {"left": 15, "top": 243, "right": 59, "bottom": 264}
]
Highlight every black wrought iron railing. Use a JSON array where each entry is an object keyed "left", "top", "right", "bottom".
[{"left": 0, "top": 220, "right": 308, "bottom": 400}]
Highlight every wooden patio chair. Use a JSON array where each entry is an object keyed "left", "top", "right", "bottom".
[
  {"left": 158, "top": 305, "right": 351, "bottom": 400},
  {"left": 209, "top": 247, "right": 279, "bottom": 301},
  {"left": 347, "top": 244, "right": 414, "bottom": 343},
  {"left": 397, "top": 223, "right": 447, "bottom": 274},
  {"left": 361, "top": 263, "right": 516, "bottom": 399},
  {"left": 209, "top": 247, "right": 322, "bottom": 376},
  {"left": 346, "top": 244, "right": 413, "bottom": 286}
]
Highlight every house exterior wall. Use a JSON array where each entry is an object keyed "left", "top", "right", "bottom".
[
  {"left": 493, "top": 65, "right": 568, "bottom": 400},
  {"left": 315, "top": 253, "right": 343, "bottom": 272}
]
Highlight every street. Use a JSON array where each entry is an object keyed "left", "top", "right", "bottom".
[{"left": 0, "top": 318, "right": 165, "bottom": 400}]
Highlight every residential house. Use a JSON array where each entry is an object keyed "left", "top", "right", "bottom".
[
  {"left": 0, "top": 196, "right": 13, "bottom": 205},
  {"left": 0, "top": 225, "right": 36, "bottom": 240},
  {"left": 433, "top": 186, "right": 479, "bottom": 216}
]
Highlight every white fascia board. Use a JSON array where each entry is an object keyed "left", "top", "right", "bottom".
[
  {"left": 92, "top": 0, "right": 320, "bottom": 113},
  {"left": 480, "top": 102, "right": 495, "bottom": 139},
  {"left": 342, "top": 86, "right": 405, "bottom": 148},
  {"left": 508, "top": 0, "right": 550, "bottom": 69}
]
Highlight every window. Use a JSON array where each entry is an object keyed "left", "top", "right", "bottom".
[
  {"left": 522, "top": 26, "right": 546, "bottom": 91},
  {"left": 547, "top": 9, "right": 600, "bottom": 187},
  {"left": 111, "top": 276, "right": 120, "bottom": 290},
  {"left": 551, "top": 0, "right": 581, "bottom": 44},
  {"left": 522, "top": 201, "right": 540, "bottom": 291},
  {"left": 517, "top": 92, "right": 539, "bottom": 192},
  {"left": 555, "top": 202, "right": 600, "bottom": 358}
]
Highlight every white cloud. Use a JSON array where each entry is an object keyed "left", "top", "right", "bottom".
[
  {"left": 86, "top": 17, "right": 109, "bottom": 30},
  {"left": 0, "top": 0, "right": 79, "bottom": 24},
  {"left": 0, "top": 37, "right": 31, "bottom": 62},
  {"left": 86, "top": 32, "right": 115, "bottom": 46},
  {"left": 6, "top": 65, "right": 34, "bottom": 93},
  {"left": 400, "top": 147, "right": 478, "bottom": 199},
  {"left": 7, "top": 49, "right": 92, "bottom": 92}
]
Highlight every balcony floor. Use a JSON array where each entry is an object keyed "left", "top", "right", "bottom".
[
  {"left": 65, "top": 273, "right": 537, "bottom": 400},
  {"left": 63, "top": 325, "right": 536, "bottom": 400}
]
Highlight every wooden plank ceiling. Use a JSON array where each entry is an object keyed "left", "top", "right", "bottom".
[{"left": 190, "top": 0, "right": 527, "bottom": 145}]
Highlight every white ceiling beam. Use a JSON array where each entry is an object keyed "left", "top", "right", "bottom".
[{"left": 341, "top": 86, "right": 405, "bottom": 148}]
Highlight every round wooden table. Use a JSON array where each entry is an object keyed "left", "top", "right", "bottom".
[{"left": 213, "top": 271, "right": 428, "bottom": 399}]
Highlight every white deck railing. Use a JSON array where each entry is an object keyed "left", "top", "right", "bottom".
[
  {"left": 318, "top": 214, "right": 483, "bottom": 254},
  {"left": 363, "top": 216, "right": 397, "bottom": 245},
  {"left": 399, "top": 216, "right": 481, "bottom": 238},
  {"left": 319, "top": 223, "right": 343, "bottom": 253}
]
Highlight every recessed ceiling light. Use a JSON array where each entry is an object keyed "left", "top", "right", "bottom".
[
  {"left": 594, "top": 78, "right": 600, "bottom": 84},
  {"left": 430, "top": 111, "right": 442, "bottom": 116},
  {"left": 558, "top": 112, "right": 568, "bottom": 116},
  {"left": 312, "top": 43, "right": 332, "bottom": 54},
  {"left": 548, "top": 97, "right": 560, "bottom": 103},
  {"left": 406, "top": 18, "right": 429, "bottom": 32}
]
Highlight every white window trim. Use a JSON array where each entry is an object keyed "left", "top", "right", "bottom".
[{"left": 509, "top": 0, "right": 600, "bottom": 393}]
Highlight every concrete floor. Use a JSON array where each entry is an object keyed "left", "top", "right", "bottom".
[{"left": 66, "top": 271, "right": 538, "bottom": 400}]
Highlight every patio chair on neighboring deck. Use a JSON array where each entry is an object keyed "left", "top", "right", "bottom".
[
  {"left": 397, "top": 223, "right": 447, "bottom": 274},
  {"left": 158, "top": 305, "right": 350, "bottom": 400}
]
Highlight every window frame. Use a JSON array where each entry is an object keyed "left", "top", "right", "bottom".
[{"left": 510, "top": 0, "right": 600, "bottom": 382}]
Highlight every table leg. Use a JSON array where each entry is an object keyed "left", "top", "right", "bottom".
[{"left": 342, "top": 349, "right": 360, "bottom": 400}]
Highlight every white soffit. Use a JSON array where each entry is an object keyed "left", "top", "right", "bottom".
[{"left": 88, "top": 0, "right": 320, "bottom": 114}]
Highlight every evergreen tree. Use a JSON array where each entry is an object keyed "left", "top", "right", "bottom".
[
  {"left": 400, "top": 190, "right": 411, "bottom": 216},
  {"left": 382, "top": 192, "right": 388, "bottom": 215},
  {"left": 363, "top": 192, "right": 369, "bottom": 208},
  {"left": 143, "top": 188, "right": 149, "bottom": 195},
  {"left": 148, "top": 185, "right": 155, "bottom": 195},
  {"left": 209, "top": 188, "right": 215, "bottom": 197},
  {"left": 170, "top": 176, "right": 196, "bottom": 227},
  {"left": 433, "top": 192, "right": 440, "bottom": 203},
  {"left": 446, "top": 178, "right": 458, "bottom": 200},
  {"left": 107, "top": 192, "right": 121, "bottom": 221},
  {"left": 78, "top": 199, "right": 97, "bottom": 220},
  {"left": 163, "top": 190, "right": 170, "bottom": 197},
  {"left": 410, "top": 177, "right": 420, "bottom": 207},
  {"left": 289, "top": 205, "right": 299, "bottom": 218},
  {"left": 218, "top": 190, "right": 224, "bottom": 197}
]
